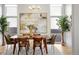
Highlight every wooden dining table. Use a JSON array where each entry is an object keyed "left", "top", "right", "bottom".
[{"left": 10, "top": 34, "right": 48, "bottom": 54}]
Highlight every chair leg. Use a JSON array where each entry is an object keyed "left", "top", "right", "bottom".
[
  {"left": 6, "top": 45, "right": 14, "bottom": 54},
  {"left": 6, "top": 45, "right": 8, "bottom": 54},
  {"left": 33, "top": 45, "right": 35, "bottom": 55},
  {"left": 18, "top": 47, "right": 21, "bottom": 55},
  {"left": 40, "top": 45, "right": 43, "bottom": 55},
  {"left": 11, "top": 45, "right": 13, "bottom": 54},
  {"left": 28, "top": 42, "right": 30, "bottom": 48},
  {"left": 53, "top": 45, "right": 55, "bottom": 54},
  {"left": 11, "top": 45, "right": 12, "bottom": 49},
  {"left": 51, "top": 44, "right": 55, "bottom": 55},
  {"left": 25, "top": 46, "right": 28, "bottom": 55},
  {"left": 27, "top": 43, "right": 29, "bottom": 51}
]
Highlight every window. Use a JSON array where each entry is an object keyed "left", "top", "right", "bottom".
[
  {"left": 5, "top": 5, "right": 17, "bottom": 27},
  {"left": 5, "top": 5, "right": 17, "bottom": 16},
  {"left": 50, "top": 4, "right": 62, "bottom": 29},
  {"left": 0, "top": 5, "right": 2, "bottom": 16},
  {"left": 51, "top": 17, "right": 59, "bottom": 29},
  {"left": 7, "top": 18, "right": 17, "bottom": 27},
  {"left": 50, "top": 4, "right": 62, "bottom": 16}
]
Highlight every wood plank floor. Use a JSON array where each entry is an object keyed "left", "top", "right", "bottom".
[{"left": 0, "top": 44, "right": 72, "bottom": 55}]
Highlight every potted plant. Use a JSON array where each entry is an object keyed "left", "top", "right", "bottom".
[
  {"left": 27, "top": 24, "right": 37, "bottom": 35},
  {"left": 0, "top": 16, "right": 8, "bottom": 46},
  {"left": 57, "top": 16, "right": 70, "bottom": 46}
]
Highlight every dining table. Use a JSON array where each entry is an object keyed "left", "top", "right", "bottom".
[{"left": 10, "top": 34, "right": 48, "bottom": 54}]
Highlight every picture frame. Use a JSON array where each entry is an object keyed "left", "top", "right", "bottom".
[{"left": 19, "top": 13, "right": 47, "bottom": 34}]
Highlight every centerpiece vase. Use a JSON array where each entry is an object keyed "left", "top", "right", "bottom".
[{"left": 29, "top": 27, "right": 33, "bottom": 36}]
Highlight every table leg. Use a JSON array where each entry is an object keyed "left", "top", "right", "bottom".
[
  {"left": 43, "top": 39, "right": 48, "bottom": 54},
  {"left": 13, "top": 39, "right": 16, "bottom": 54}
]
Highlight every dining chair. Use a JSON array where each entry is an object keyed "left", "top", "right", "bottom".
[
  {"left": 4, "top": 34, "right": 15, "bottom": 54},
  {"left": 18, "top": 37, "right": 29, "bottom": 55},
  {"left": 50, "top": 34, "right": 56, "bottom": 44},
  {"left": 33, "top": 36, "right": 43, "bottom": 55},
  {"left": 49, "top": 34, "right": 56, "bottom": 54}
]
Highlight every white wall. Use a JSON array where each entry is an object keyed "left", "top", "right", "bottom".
[
  {"left": 64, "top": 4, "right": 72, "bottom": 48},
  {"left": 17, "top": 4, "right": 50, "bottom": 35},
  {"left": 64, "top": 31, "right": 72, "bottom": 48},
  {"left": 72, "top": 4, "right": 79, "bottom": 54},
  {"left": 0, "top": 34, "right": 2, "bottom": 45}
]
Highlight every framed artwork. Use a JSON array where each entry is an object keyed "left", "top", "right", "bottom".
[{"left": 19, "top": 13, "right": 47, "bottom": 34}]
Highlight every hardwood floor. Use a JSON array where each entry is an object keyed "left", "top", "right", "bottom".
[
  {"left": 0, "top": 45, "right": 4, "bottom": 54},
  {"left": 54, "top": 44, "right": 72, "bottom": 55},
  {"left": 0, "top": 44, "right": 72, "bottom": 55}
]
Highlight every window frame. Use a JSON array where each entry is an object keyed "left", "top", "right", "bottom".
[
  {"left": 0, "top": 5, "right": 2, "bottom": 17},
  {"left": 50, "top": 4, "right": 64, "bottom": 30},
  {"left": 50, "top": 4, "right": 62, "bottom": 16},
  {"left": 4, "top": 4, "right": 18, "bottom": 27}
]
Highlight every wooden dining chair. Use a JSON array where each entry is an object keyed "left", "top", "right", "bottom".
[
  {"left": 4, "top": 34, "right": 15, "bottom": 54},
  {"left": 49, "top": 34, "right": 56, "bottom": 54},
  {"left": 33, "top": 37, "right": 43, "bottom": 55},
  {"left": 50, "top": 34, "right": 56, "bottom": 44},
  {"left": 18, "top": 37, "right": 29, "bottom": 55}
]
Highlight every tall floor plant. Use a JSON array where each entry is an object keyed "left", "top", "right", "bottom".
[
  {"left": 57, "top": 16, "right": 70, "bottom": 46},
  {"left": 0, "top": 16, "right": 8, "bottom": 46}
]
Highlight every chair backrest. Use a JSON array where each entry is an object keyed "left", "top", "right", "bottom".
[
  {"left": 33, "top": 36, "right": 42, "bottom": 46},
  {"left": 51, "top": 35, "right": 56, "bottom": 44},
  {"left": 33, "top": 33, "right": 40, "bottom": 36},
  {"left": 18, "top": 37, "right": 29, "bottom": 47},
  {"left": 4, "top": 34, "right": 11, "bottom": 44}
]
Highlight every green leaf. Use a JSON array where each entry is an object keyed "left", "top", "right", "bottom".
[
  {"left": 56, "top": 16, "right": 71, "bottom": 32},
  {"left": 0, "top": 16, "right": 8, "bottom": 32}
]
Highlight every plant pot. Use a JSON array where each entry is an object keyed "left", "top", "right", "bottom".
[
  {"left": 61, "top": 32, "right": 65, "bottom": 46},
  {"left": 2, "top": 33, "right": 5, "bottom": 46}
]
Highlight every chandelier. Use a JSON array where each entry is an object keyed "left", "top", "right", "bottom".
[{"left": 28, "top": 5, "right": 41, "bottom": 10}]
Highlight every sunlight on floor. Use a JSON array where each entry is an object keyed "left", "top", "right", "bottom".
[{"left": 54, "top": 44, "right": 72, "bottom": 55}]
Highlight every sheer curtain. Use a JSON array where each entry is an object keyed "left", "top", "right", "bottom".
[{"left": 0, "top": 5, "right": 2, "bottom": 45}]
